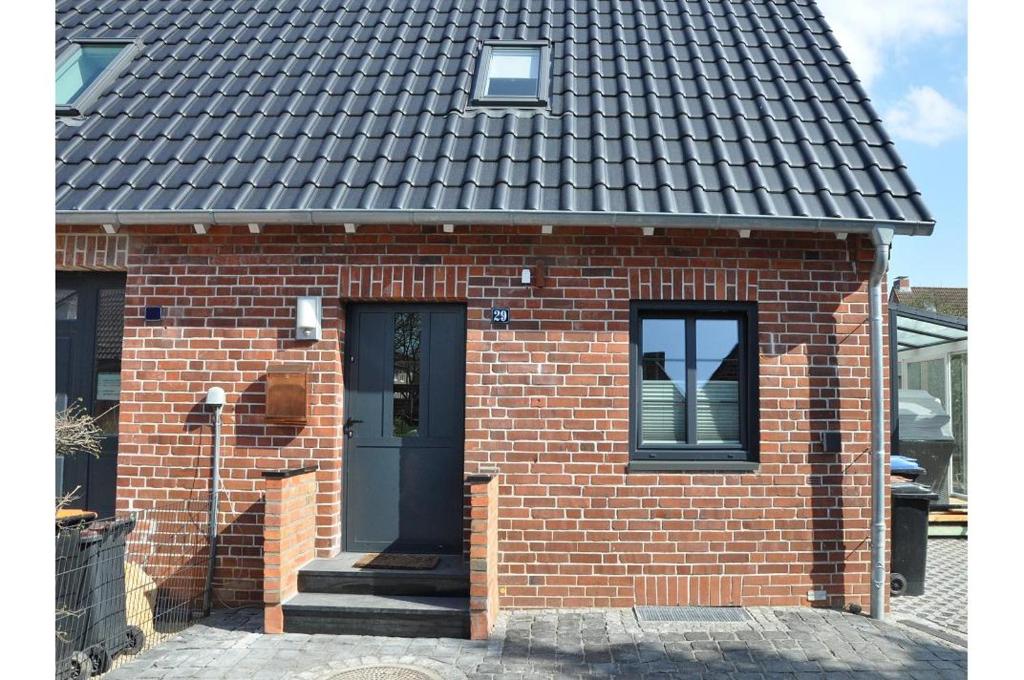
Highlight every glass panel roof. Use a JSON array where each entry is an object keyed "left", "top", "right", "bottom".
[{"left": 894, "top": 308, "right": 967, "bottom": 350}]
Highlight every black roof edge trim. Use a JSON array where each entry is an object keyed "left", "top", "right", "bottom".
[{"left": 55, "top": 209, "right": 935, "bottom": 236}]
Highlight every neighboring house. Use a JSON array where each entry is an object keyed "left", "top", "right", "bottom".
[
  {"left": 889, "top": 277, "right": 968, "bottom": 504},
  {"left": 56, "top": 1, "right": 934, "bottom": 636}
]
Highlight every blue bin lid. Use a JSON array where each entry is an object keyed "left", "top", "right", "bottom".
[{"left": 892, "top": 455, "right": 922, "bottom": 472}]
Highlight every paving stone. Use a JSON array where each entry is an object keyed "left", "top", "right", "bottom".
[
  {"left": 101, "top": 606, "right": 966, "bottom": 680},
  {"left": 892, "top": 538, "right": 967, "bottom": 639}
]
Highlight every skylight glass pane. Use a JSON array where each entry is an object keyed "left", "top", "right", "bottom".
[
  {"left": 485, "top": 48, "right": 540, "bottom": 98},
  {"left": 56, "top": 44, "right": 126, "bottom": 106}
]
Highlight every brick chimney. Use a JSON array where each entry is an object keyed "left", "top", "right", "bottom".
[{"left": 893, "top": 276, "right": 911, "bottom": 293}]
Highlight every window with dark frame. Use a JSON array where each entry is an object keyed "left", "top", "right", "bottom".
[
  {"left": 471, "top": 41, "right": 550, "bottom": 107},
  {"left": 629, "top": 301, "right": 759, "bottom": 468}
]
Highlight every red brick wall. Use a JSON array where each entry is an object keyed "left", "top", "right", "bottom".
[
  {"left": 263, "top": 467, "right": 318, "bottom": 634},
  {"left": 468, "top": 475, "right": 499, "bottom": 639},
  {"left": 56, "top": 224, "right": 890, "bottom": 610}
]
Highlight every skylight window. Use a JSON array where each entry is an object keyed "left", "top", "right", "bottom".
[
  {"left": 472, "top": 41, "right": 550, "bottom": 107},
  {"left": 56, "top": 40, "right": 136, "bottom": 114},
  {"left": 485, "top": 49, "right": 539, "bottom": 97}
]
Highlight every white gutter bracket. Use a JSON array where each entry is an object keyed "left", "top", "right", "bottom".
[{"left": 868, "top": 225, "right": 894, "bottom": 620}]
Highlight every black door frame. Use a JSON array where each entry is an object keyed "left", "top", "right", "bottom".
[{"left": 341, "top": 302, "right": 467, "bottom": 553}]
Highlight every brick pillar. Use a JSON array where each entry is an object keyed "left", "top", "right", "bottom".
[
  {"left": 468, "top": 474, "right": 499, "bottom": 640},
  {"left": 263, "top": 466, "right": 318, "bottom": 634}
]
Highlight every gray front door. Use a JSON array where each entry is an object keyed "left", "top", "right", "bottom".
[
  {"left": 343, "top": 304, "right": 466, "bottom": 554},
  {"left": 56, "top": 273, "right": 126, "bottom": 518}
]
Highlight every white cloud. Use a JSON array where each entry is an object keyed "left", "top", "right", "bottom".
[
  {"left": 883, "top": 86, "right": 966, "bottom": 146},
  {"left": 816, "top": 0, "right": 965, "bottom": 86}
]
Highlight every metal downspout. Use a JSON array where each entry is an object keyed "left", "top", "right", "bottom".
[
  {"left": 203, "top": 399, "right": 224, "bottom": 617},
  {"left": 869, "top": 226, "right": 894, "bottom": 620}
]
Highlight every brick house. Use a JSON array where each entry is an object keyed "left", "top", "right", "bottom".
[{"left": 56, "top": 0, "right": 933, "bottom": 637}]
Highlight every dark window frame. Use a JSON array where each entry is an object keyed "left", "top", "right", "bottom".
[
  {"left": 470, "top": 40, "right": 550, "bottom": 108},
  {"left": 56, "top": 38, "right": 140, "bottom": 116},
  {"left": 628, "top": 301, "right": 760, "bottom": 470}
]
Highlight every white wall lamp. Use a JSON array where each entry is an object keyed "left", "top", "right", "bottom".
[
  {"left": 295, "top": 296, "right": 323, "bottom": 340},
  {"left": 520, "top": 268, "right": 532, "bottom": 286}
]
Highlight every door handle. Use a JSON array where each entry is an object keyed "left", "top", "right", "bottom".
[{"left": 343, "top": 417, "right": 363, "bottom": 438}]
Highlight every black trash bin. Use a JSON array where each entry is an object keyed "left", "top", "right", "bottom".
[
  {"left": 55, "top": 517, "right": 145, "bottom": 679},
  {"left": 890, "top": 482, "right": 938, "bottom": 597},
  {"left": 56, "top": 524, "right": 102, "bottom": 679}
]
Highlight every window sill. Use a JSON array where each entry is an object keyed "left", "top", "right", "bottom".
[{"left": 627, "top": 460, "right": 760, "bottom": 473}]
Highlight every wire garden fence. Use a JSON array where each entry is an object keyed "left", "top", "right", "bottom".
[{"left": 55, "top": 499, "right": 209, "bottom": 679}]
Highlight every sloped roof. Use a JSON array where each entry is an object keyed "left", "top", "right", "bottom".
[
  {"left": 55, "top": 0, "right": 934, "bottom": 234},
  {"left": 892, "top": 287, "right": 967, "bottom": 320}
]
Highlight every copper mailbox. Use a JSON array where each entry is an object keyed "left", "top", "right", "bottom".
[{"left": 265, "top": 363, "right": 309, "bottom": 425}]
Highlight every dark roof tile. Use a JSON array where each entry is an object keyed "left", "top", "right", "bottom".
[{"left": 56, "top": 0, "right": 932, "bottom": 228}]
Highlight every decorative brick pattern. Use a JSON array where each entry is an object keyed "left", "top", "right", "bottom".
[
  {"left": 628, "top": 268, "right": 759, "bottom": 302},
  {"left": 634, "top": 574, "right": 744, "bottom": 606},
  {"left": 58, "top": 224, "right": 890, "bottom": 612},
  {"left": 339, "top": 264, "right": 468, "bottom": 301},
  {"left": 468, "top": 475, "right": 499, "bottom": 640},
  {"left": 263, "top": 467, "right": 318, "bottom": 634},
  {"left": 56, "top": 231, "right": 129, "bottom": 270}
]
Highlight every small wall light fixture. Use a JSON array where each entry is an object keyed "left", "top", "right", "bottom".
[
  {"left": 520, "top": 268, "right": 532, "bottom": 286},
  {"left": 295, "top": 296, "right": 323, "bottom": 340}
]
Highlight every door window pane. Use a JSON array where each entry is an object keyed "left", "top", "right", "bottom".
[
  {"left": 393, "top": 312, "right": 422, "bottom": 437},
  {"left": 93, "top": 288, "right": 125, "bottom": 434},
  {"left": 640, "top": 319, "right": 687, "bottom": 445},
  {"left": 696, "top": 319, "right": 741, "bottom": 444},
  {"left": 56, "top": 289, "right": 78, "bottom": 320}
]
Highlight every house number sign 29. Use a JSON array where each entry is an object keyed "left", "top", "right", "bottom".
[{"left": 491, "top": 307, "right": 510, "bottom": 324}]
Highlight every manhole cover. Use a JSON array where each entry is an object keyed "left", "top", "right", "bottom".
[
  {"left": 328, "top": 665, "right": 442, "bottom": 680},
  {"left": 635, "top": 605, "right": 752, "bottom": 622}
]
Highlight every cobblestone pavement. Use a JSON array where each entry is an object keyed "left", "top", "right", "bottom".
[
  {"left": 891, "top": 538, "right": 968, "bottom": 641},
  {"left": 105, "top": 605, "right": 965, "bottom": 679}
]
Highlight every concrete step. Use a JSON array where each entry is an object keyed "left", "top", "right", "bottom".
[
  {"left": 281, "top": 592, "right": 470, "bottom": 638},
  {"left": 298, "top": 553, "right": 469, "bottom": 596}
]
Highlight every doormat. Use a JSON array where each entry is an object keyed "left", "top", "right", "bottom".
[
  {"left": 634, "top": 606, "right": 752, "bottom": 623},
  {"left": 353, "top": 553, "right": 440, "bottom": 570}
]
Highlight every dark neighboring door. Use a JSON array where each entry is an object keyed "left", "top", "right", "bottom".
[
  {"left": 343, "top": 304, "right": 466, "bottom": 554},
  {"left": 56, "top": 272, "right": 126, "bottom": 518}
]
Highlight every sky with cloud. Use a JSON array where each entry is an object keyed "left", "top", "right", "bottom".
[{"left": 817, "top": 0, "right": 967, "bottom": 286}]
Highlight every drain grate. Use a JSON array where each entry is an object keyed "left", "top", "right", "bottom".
[
  {"left": 635, "top": 605, "right": 752, "bottom": 623},
  {"left": 328, "top": 665, "right": 442, "bottom": 680}
]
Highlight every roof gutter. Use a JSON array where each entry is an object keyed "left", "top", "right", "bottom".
[
  {"left": 868, "top": 225, "right": 895, "bottom": 621},
  {"left": 55, "top": 209, "right": 934, "bottom": 236}
]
